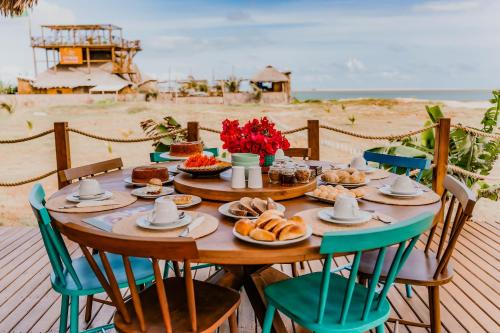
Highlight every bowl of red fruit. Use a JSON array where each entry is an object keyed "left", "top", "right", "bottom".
[{"left": 177, "top": 154, "right": 232, "bottom": 177}]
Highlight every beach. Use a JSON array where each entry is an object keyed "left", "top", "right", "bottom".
[{"left": 0, "top": 95, "right": 498, "bottom": 226}]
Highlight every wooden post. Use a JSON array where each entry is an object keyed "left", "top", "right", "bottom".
[
  {"left": 307, "top": 120, "right": 320, "bottom": 160},
  {"left": 187, "top": 122, "right": 200, "bottom": 142},
  {"left": 432, "top": 118, "right": 450, "bottom": 195},
  {"left": 54, "top": 122, "right": 71, "bottom": 189}
]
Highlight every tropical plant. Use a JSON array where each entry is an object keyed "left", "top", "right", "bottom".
[
  {"left": 250, "top": 83, "right": 262, "bottom": 103},
  {"left": 140, "top": 116, "right": 188, "bottom": 152},
  {"left": 144, "top": 90, "right": 158, "bottom": 102},
  {"left": 224, "top": 76, "right": 242, "bottom": 93},
  {"left": 0, "top": 81, "right": 17, "bottom": 94}
]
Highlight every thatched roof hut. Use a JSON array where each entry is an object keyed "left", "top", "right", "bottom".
[
  {"left": 250, "top": 65, "right": 292, "bottom": 103},
  {"left": 0, "top": 0, "right": 37, "bottom": 16},
  {"left": 251, "top": 65, "right": 289, "bottom": 83}
]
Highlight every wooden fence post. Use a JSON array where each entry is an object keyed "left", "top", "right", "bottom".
[
  {"left": 307, "top": 120, "right": 320, "bottom": 160},
  {"left": 187, "top": 122, "right": 200, "bottom": 142},
  {"left": 54, "top": 122, "right": 71, "bottom": 189},
  {"left": 432, "top": 118, "right": 451, "bottom": 195}
]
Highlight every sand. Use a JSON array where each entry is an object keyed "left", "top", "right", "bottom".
[{"left": 0, "top": 96, "right": 498, "bottom": 226}]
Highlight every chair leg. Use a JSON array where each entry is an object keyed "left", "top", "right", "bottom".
[
  {"left": 299, "top": 261, "right": 305, "bottom": 269},
  {"left": 172, "top": 261, "right": 182, "bottom": 277},
  {"left": 405, "top": 284, "right": 412, "bottom": 298},
  {"left": 376, "top": 324, "right": 385, "bottom": 333},
  {"left": 70, "top": 296, "right": 79, "bottom": 333},
  {"left": 429, "top": 286, "right": 441, "bottom": 333},
  {"left": 85, "top": 295, "right": 93, "bottom": 322},
  {"left": 229, "top": 312, "right": 238, "bottom": 333},
  {"left": 262, "top": 304, "right": 276, "bottom": 333},
  {"left": 59, "top": 295, "right": 69, "bottom": 333},
  {"left": 291, "top": 263, "right": 298, "bottom": 277}
]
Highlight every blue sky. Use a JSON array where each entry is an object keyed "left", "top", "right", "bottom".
[{"left": 1, "top": 0, "right": 499, "bottom": 90}]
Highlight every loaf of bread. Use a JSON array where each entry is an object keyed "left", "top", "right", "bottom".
[
  {"left": 234, "top": 219, "right": 255, "bottom": 236},
  {"left": 278, "top": 223, "right": 306, "bottom": 241},
  {"left": 249, "top": 228, "right": 276, "bottom": 242}
]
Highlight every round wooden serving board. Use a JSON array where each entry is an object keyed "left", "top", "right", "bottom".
[{"left": 174, "top": 171, "right": 318, "bottom": 202}]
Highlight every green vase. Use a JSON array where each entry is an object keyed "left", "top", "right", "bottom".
[{"left": 263, "top": 154, "right": 275, "bottom": 167}]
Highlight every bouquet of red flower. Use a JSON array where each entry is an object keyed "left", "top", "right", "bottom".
[{"left": 220, "top": 117, "right": 290, "bottom": 165}]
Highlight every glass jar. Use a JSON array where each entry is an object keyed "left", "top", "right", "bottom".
[
  {"left": 268, "top": 162, "right": 282, "bottom": 184},
  {"left": 280, "top": 163, "right": 296, "bottom": 186},
  {"left": 295, "top": 163, "right": 311, "bottom": 183}
]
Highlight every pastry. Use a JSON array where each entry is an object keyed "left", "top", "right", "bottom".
[
  {"left": 169, "top": 141, "right": 203, "bottom": 157},
  {"left": 239, "top": 197, "right": 259, "bottom": 217},
  {"left": 171, "top": 195, "right": 193, "bottom": 205},
  {"left": 234, "top": 219, "right": 255, "bottom": 236},
  {"left": 228, "top": 202, "right": 248, "bottom": 216},
  {"left": 145, "top": 178, "right": 163, "bottom": 194},
  {"left": 262, "top": 218, "right": 285, "bottom": 231},
  {"left": 288, "top": 215, "right": 304, "bottom": 224},
  {"left": 131, "top": 166, "right": 169, "bottom": 184},
  {"left": 249, "top": 229, "right": 276, "bottom": 242},
  {"left": 251, "top": 198, "right": 268, "bottom": 214},
  {"left": 278, "top": 224, "right": 306, "bottom": 241},
  {"left": 267, "top": 198, "right": 277, "bottom": 210},
  {"left": 255, "top": 212, "right": 281, "bottom": 228}
]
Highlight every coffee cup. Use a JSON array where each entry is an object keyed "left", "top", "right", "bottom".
[
  {"left": 248, "top": 166, "right": 263, "bottom": 189},
  {"left": 333, "top": 194, "right": 360, "bottom": 219},
  {"left": 231, "top": 166, "right": 246, "bottom": 189},
  {"left": 78, "top": 179, "right": 103, "bottom": 199},
  {"left": 390, "top": 175, "right": 416, "bottom": 194},
  {"left": 150, "top": 197, "right": 179, "bottom": 224},
  {"left": 350, "top": 156, "right": 368, "bottom": 170}
]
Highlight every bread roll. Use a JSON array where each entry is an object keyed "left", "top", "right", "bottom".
[
  {"left": 255, "top": 212, "right": 280, "bottom": 228},
  {"left": 234, "top": 219, "right": 255, "bottom": 236},
  {"left": 251, "top": 198, "right": 268, "bottom": 214},
  {"left": 228, "top": 202, "right": 247, "bottom": 216},
  {"left": 263, "top": 218, "right": 285, "bottom": 231},
  {"left": 271, "top": 221, "right": 294, "bottom": 235},
  {"left": 288, "top": 215, "right": 304, "bottom": 224},
  {"left": 278, "top": 224, "right": 306, "bottom": 241},
  {"left": 249, "top": 228, "right": 276, "bottom": 242},
  {"left": 239, "top": 197, "right": 259, "bottom": 216},
  {"left": 262, "top": 209, "right": 284, "bottom": 217}
]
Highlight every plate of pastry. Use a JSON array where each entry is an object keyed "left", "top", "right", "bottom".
[
  {"left": 233, "top": 211, "right": 312, "bottom": 246},
  {"left": 166, "top": 194, "right": 202, "bottom": 208},
  {"left": 177, "top": 154, "right": 232, "bottom": 176},
  {"left": 218, "top": 197, "right": 285, "bottom": 219},
  {"left": 305, "top": 184, "right": 365, "bottom": 204},
  {"left": 131, "top": 179, "right": 175, "bottom": 198},
  {"left": 321, "top": 168, "right": 369, "bottom": 188},
  {"left": 159, "top": 141, "right": 213, "bottom": 161},
  {"left": 124, "top": 166, "right": 174, "bottom": 186}
]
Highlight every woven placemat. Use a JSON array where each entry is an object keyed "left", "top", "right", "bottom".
[
  {"left": 367, "top": 169, "right": 391, "bottom": 180},
  {"left": 112, "top": 211, "right": 218, "bottom": 239},
  {"left": 361, "top": 186, "right": 440, "bottom": 206},
  {"left": 296, "top": 208, "right": 395, "bottom": 236},
  {"left": 46, "top": 191, "right": 137, "bottom": 213}
]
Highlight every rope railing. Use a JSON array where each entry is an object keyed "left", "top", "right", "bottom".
[
  {"left": 67, "top": 127, "right": 187, "bottom": 143},
  {"left": 0, "top": 129, "right": 54, "bottom": 144},
  {"left": 447, "top": 164, "right": 500, "bottom": 181},
  {"left": 199, "top": 126, "right": 222, "bottom": 134},
  {"left": 0, "top": 170, "right": 57, "bottom": 187},
  {"left": 450, "top": 124, "right": 500, "bottom": 140},
  {"left": 319, "top": 124, "right": 438, "bottom": 140}
]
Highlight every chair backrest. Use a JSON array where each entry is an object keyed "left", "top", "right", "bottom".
[
  {"left": 316, "top": 212, "right": 435, "bottom": 325},
  {"left": 29, "top": 184, "right": 82, "bottom": 289},
  {"left": 58, "top": 157, "right": 123, "bottom": 185},
  {"left": 424, "top": 175, "right": 476, "bottom": 279},
  {"left": 285, "top": 147, "right": 312, "bottom": 160},
  {"left": 363, "top": 151, "right": 431, "bottom": 182},
  {"left": 58, "top": 222, "right": 199, "bottom": 333}
]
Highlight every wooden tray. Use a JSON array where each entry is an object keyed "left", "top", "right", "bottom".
[{"left": 173, "top": 171, "right": 317, "bottom": 202}]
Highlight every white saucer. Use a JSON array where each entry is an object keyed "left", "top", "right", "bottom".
[
  {"left": 166, "top": 195, "right": 202, "bottom": 208},
  {"left": 232, "top": 225, "right": 312, "bottom": 246},
  {"left": 379, "top": 185, "right": 423, "bottom": 197},
  {"left": 349, "top": 165, "right": 377, "bottom": 173},
  {"left": 218, "top": 201, "right": 286, "bottom": 219},
  {"left": 66, "top": 191, "right": 113, "bottom": 203},
  {"left": 131, "top": 187, "right": 174, "bottom": 199},
  {"left": 321, "top": 180, "right": 369, "bottom": 188},
  {"left": 136, "top": 213, "right": 192, "bottom": 230},
  {"left": 317, "top": 208, "right": 372, "bottom": 225},
  {"left": 159, "top": 151, "right": 213, "bottom": 161},
  {"left": 123, "top": 175, "right": 174, "bottom": 187}
]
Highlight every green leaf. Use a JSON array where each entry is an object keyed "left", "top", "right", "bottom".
[{"left": 425, "top": 105, "right": 444, "bottom": 123}]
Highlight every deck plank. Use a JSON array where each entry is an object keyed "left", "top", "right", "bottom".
[{"left": 0, "top": 222, "right": 497, "bottom": 333}]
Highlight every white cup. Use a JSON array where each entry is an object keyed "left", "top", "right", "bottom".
[
  {"left": 78, "top": 179, "right": 103, "bottom": 199},
  {"left": 390, "top": 175, "right": 416, "bottom": 194},
  {"left": 333, "top": 194, "right": 360, "bottom": 219},
  {"left": 231, "top": 166, "right": 246, "bottom": 189},
  {"left": 274, "top": 149, "right": 285, "bottom": 160},
  {"left": 350, "top": 156, "right": 368, "bottom": 170},
  {"left": 248, "top": 166, "right": 263, "bottom": 189},
  {"left": 150, "top": 197, "right": 179, "bottom": 224}
]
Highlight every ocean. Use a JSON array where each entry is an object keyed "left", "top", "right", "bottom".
[{"left": 292, "top": 89, "right": 492, "bottom": 102}]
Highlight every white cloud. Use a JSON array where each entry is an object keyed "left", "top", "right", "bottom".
[
  {"left": 346, "top": 58, "right": 366, "bottom": 73},
  {"left": 413, "top": 1, "right": 479, "bottom": 12},
  {"left": 29, "top": 1, "right": 76, "bottom": 25}
]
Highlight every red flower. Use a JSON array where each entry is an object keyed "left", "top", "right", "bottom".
[{"left": 220, "top": 117, "right": 290, "bottom": 165}]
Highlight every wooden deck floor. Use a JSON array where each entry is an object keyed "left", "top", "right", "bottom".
[{"left": 0, "top": 218, "right": 498, "bottom": 333}]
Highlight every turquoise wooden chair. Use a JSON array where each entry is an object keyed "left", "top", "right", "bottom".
[
  {"left": 150, "top": 147, "right": 219, "bottom": 163},
  {"left": 364, "top": 150, "right": 431, "bottom": 297},
  {"left": 262, "top": 212, "right": 434, "bottom": 333},
  {"left": 29, "top": 184, "right": 155, "bottom": 333},
  {"left": 363, "top": 151, "right": 431, "bottom": 183}
]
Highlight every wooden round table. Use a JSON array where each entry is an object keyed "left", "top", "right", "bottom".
[{"left": 49, "top": 162, "right": 441, "bottom": 333}]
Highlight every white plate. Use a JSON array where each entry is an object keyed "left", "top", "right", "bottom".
[
  {"left": 131, "top": 187, "right": 174, "bottom": 199},
  {"left": 304, "top": 191, "right": 364, "bottom": 204},
  {"left": 123, "top": 175, "right": 174, "bottom": 187},
  {"left": 159, "top": 151, "right": 213, "bottom": 161},
  {"left": 379, "top": 185, "right": 423, "bottom": 197},
  {"left": 321, "top": 180, "right": 369, "bottom": 188},
  {"left": 348, "top": 165, "right": 377, "bottom": 173},
  {"left": 66, "top": 191, "right": 113, "bottom": 203},
  {"left": 218, "top": 201, "right": 286, "bottom": 219},
  {"left": 166, "top": 195, "right": 202, "bottom": 208},
  {"left": 317, "top": 208, "right": 372, "bottom": 225},
  {"left": 232, "top": 225, "right": 313, "bottom": 246},
  {"left": 136, "top": 213, "right": 192, "bottom": 230}
]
